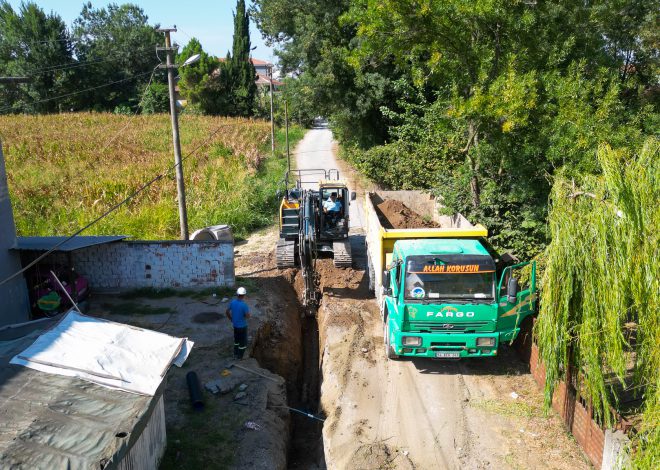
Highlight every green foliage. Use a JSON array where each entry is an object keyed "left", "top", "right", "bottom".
[
  {"left": 70, "top": 2, "right": 160, "bottom": 111},
  {"left": 202, "top": 0, "right": 257, "bottom": 117},
  {"left": 251, "top": 0, "right": 400, "bottom": 147},
  {"left": 0, "top": 1, "right": 75, "bottom": 113},
  {"left": 0, "top": 1, "right": 162, "bottom": 114},
  {"left": 176, "top": 37, "right": 217, "bottom": 105},
  {"left": 141, "top": 81, "right": 169, "bottom": 114},
  {"left": 537, "top": 140, "right": 659, "bottom": 464}
]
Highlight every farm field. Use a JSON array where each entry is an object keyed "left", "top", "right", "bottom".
[{"left": 0, "top": 113, "right": 302, "bottom": 239}]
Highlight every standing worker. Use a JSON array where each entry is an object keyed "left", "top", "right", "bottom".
[{"left": 226, "top": 287, "right": 250, "bottom": 359}]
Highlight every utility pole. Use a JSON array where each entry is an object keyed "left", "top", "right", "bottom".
[
  {"left": 268, "top": 64, "right": 275, "bottom": 159},
  {"left": 157, "top": 27, "right": 189, "bottom": 240},
  {"left": 285, "top": 99, "right": 290, "bottom": 174}
]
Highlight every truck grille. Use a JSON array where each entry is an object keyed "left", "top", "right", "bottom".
[{"left": 407, "top": 321, "right": 490, "bottom": 332}]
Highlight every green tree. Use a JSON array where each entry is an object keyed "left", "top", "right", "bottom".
[
  {"left": 176, "top": 37, "right": 216, "bottom": 105},
  {"left": 252, "top": 0, "right": 401, "bottom": 146},
  {"left": 141, "top": 81, "right": 169, "bottom": 114},
  {"left": 229, "top": 0, "right": 257, "bottom": 116},
  {"left": 203, "top": 0, "right": 257, "bottom": 116},
  {"left": 0, "top": 1, "right": 75, "bottom": 113},
  {"left": 71, "top": 2, "right": 160, "bottom": 111}
]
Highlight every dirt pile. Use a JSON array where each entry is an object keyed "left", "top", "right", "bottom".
[{"left": 375, "top": 199, "right": 440, "bottom": 229}]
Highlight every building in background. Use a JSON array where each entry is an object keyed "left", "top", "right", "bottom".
[{"left": 0, "top": 143, "right": 29, "bottom": 326}]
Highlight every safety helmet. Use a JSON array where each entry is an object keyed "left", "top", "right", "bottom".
[{"left": 236, "top": 287, "right": 247, "bottom": 296}]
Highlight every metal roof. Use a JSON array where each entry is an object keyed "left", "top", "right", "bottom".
[
  {"left": 12, "top": 235, "right": 128, "bottom": 252},
  {"left": 0, "top": 317, "right": 158, "bottom": 469}
]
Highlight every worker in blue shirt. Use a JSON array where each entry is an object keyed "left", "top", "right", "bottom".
[
  {"left": 225, "top": 287, "right": 250, "bottom": 359},
  {"left": 323, "top": 192, "right": 342, "bottom": 226}
]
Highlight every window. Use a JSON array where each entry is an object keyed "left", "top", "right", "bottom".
[{"left": 404, "top": 255, "right": 496, "bottom": 301}]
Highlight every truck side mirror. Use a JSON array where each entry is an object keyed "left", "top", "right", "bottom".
[
  {"left": 276, "top": 190, "right": 282, "bottom": 200},
  {"left": 382, "top": 270, "right": 393, "bottom": 296},
  {"left": 350, "top": 191, "right": 357, "bottom": 201},
  {"left": 507, "top": 277, "right": 519, "bottom": 303}
]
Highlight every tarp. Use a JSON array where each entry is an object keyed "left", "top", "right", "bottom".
[{"left": 10, "top": 310, "right": 193, "bottom": 395}]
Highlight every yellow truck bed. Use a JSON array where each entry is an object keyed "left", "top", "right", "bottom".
[{"left": 365, "top": 191, "right": 487, "bottom": 304}]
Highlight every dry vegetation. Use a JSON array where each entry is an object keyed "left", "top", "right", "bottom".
[{"left": 0, "top": 113, "right": 301, "bottom": 239}]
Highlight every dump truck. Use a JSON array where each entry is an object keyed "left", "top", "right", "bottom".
[{"left": 365, "top": 191, "right": 536, "bottom": 359}]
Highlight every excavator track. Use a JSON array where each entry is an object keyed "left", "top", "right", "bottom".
[
  {"left": 332, "top": 239, "right": 353, "bottom": 268},
  {"left": 276, "top": 239, "right": 297, "bottom": 268}
]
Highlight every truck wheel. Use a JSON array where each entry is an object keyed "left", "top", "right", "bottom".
[
  {"left": 384, "top": 319, "right": 399, "bottom": 360},
  {"left": 367, "top": 251, "right": 375, "bottom": 294}
]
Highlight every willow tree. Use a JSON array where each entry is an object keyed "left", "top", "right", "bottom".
[{"left": 537, "top": 139, "right": 659, "bottom": 466}]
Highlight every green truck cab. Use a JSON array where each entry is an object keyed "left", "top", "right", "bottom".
[
  {"left": 365, "top": 191, "right": 536, "bottom": 360},
  {"left": 382, "top": 238, "right": 536, "bottom": 359}
]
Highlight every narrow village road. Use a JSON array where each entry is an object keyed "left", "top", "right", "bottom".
[
  {"left": 292, "top": 126, "right": 592, "bottom": 469},
  {"left": 294, "top": 124, "right": 366, "bottom": 228}
]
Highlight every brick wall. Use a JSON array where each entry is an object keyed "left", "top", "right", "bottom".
[
  {"left": 51, "top": 240, "right": 235, "bottom": 290},
  {"left": 529, "top": 340, "right": 606, "bottom": 468}
]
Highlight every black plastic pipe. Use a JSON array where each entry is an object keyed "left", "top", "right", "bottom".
[{"left": 186, "top": 371, "right": 204, "bottom": 411}]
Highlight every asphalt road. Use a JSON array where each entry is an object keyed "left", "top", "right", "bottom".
[{"left": 294, "top": 125, "right": 366, "bottom": 229}]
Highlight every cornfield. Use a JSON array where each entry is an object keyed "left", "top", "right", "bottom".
[
  {"left": 0, "top": 113, "right": 299, "bottom": 239},
  {"left": 537, "top": 138, "right": 659, "bottom": 467}
]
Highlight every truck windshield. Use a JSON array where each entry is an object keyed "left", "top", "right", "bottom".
[{"left": 404, "top": 255, "right": 495, "bottom": 301}]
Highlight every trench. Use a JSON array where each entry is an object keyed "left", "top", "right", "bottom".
[{"left": 252, "top": 274, "right": 326, "bottom": 469}]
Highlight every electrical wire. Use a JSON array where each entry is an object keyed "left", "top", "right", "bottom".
[
  {"left": 0, "top": 123, "right": 231, "bottom": 288},
  {"left": 0, "top": 70, "right": 154, "bottom": 113},
  {"left": 24, "top": 46, "right": 155, "bottom": 75}
]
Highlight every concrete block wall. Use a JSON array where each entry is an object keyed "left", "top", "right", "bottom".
[{"left": 54, "top": 240, "right": 234, "bottom": 290}]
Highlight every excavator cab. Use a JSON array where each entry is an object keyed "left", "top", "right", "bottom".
[{"left": 319, "top": 183, "right": 351, "bottom": 237}]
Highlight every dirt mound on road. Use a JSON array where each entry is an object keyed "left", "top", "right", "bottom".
[{"left": 375, "top": 199, "right": 440, "bottom": 229}]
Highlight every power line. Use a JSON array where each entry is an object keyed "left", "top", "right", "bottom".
[
  {"left": 0, "top": 70, "right": 154, "bottom": 113},
  {"left": 0, "top": 123, "right": 232, "bottom": 287},
  {"left": 24, "top": 46, "right": 155, "bottom": 75}
]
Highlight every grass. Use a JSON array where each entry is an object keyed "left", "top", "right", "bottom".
[
  {"left": 0, "top": 113, "right": 304, "bottom": 240},
  {"left": 159, "top": 399, "right": 244, "bottom": 470},
  {"left": 471, "top": 398, "right": 545, "bottom": 419}
]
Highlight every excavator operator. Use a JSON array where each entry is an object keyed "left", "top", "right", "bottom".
[{"left": 323, "top": 192, "right": 342, "bottom": 227}]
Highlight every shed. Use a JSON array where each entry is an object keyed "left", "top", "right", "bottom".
[
  {"left": 0, "top": 317, "right": 167, "bottom": 469},
  {"left": 12, "top": 236, "right": 129, "bottom": 316}
]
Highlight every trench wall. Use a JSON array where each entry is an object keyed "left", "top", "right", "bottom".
[{"left": 47, "top": 240, "right": 235, "bottom": 290}]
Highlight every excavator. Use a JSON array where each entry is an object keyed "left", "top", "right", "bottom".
[{"left": 275, "top": 168, "right": 356, "bottom": 313}]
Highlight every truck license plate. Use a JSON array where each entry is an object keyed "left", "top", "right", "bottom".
[{"left": 435, "top": 351, "right": 460, "bottom": 358}]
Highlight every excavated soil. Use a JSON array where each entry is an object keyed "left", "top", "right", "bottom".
[{"left": 374, "top": 199, "right": 440, "bottom": 229}]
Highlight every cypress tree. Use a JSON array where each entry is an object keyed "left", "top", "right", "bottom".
[{"left": 228, "top": 0, "right": 257, "bottom": 116}]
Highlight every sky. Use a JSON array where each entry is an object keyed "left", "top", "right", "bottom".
[{"left": 6, "top": 0, "right": 276, "bottom": 63}]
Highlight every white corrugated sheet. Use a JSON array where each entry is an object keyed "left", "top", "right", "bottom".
[{"left": 10, "top": 310, "right": 193, "bottom": 395}]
